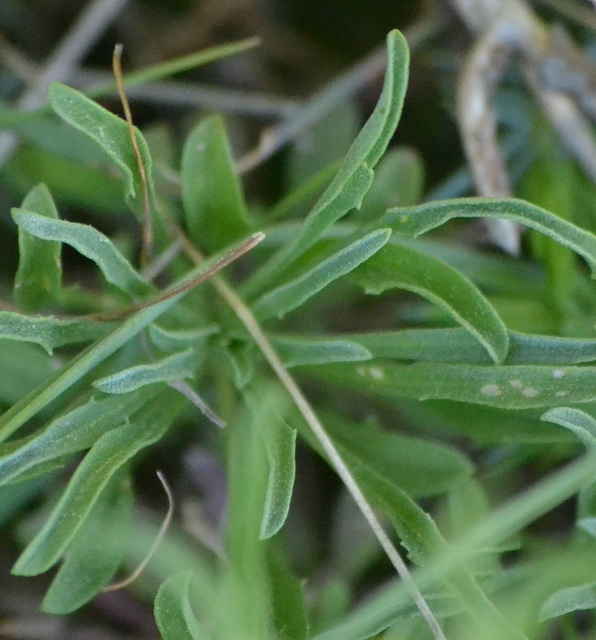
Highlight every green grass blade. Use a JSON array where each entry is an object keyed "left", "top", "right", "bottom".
[
  {"left": 13, "top": 184, "right": 62, "bottom": 311},
  {"left": 386, "top": 198, "right": 596, "bottom": 277},
  {"left": 12, "top": 210, "right": 151, "bottom": 298},
  {"left": 351, "top": 244, "right": 509, "bottom": 363},
  {"left": 254, "top": 229, "right": 391, "bottom": 320}
]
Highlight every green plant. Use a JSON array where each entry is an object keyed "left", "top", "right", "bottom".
[{"left": 1, "top": 28, "right": 596, "bottom": 640}]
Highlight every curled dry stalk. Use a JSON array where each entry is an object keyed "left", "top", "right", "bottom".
[
  {"left": 102, "top": 471, "right": 174, "bottom": 593},
  {"left": 450, "top": 0, "right": 596, "bottom": 252},
  {"left": 173, "top": 227, "right": 448, "bottom": 640}
]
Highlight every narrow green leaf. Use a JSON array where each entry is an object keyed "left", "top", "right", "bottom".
[
  {"left": 324, "top": 415, "right": 472, "bottom": 499},
  {"left": 272, "top": 335, "right": 372, "bottom": 367},
  {"left": 0, "top": 243, "right": 226, "bottom": 442},
  {"left": 148, "top": 324, "right": 219, "bottom": 352},
  {"left": 539, "top": 582, "right": 596, "bottom": 621},
  {"left": 385, "top": 198, "right": 596, "bottom": 277},
  {"left": 351, "top": 244, "right": 509, "bottom": 363},
  {"left": 244, "top": 30, "right": 410, "bottom": 296},
  {"left": 358, "top": 147, "right": 424, "bottom": 222},
  {"left": 260, "top": 420, "right": 297, "bottom": 539},
  {"left": 181, "top": 115, "right": 251, "bottom": 252},
  {"left": 14, "top": 184, "right": 62, "bottom": 311},
  {"left": 12, "top": 392, "right": 183, "bottom": 576},
  {"left": 254, "top": 229, "right": 391, "bottom": 320},
  {"left": 155, "top": 571, "right": 209, "bottom": 640},
  {"left": 12, "top": 210, "right": 151, "bottom": 298},
  {"left": 267, "top": 549, "right": 309, "bottom": 640},
  {"left": 93, "top": 349, "right": 197, "bottom": 394},
  {"left": 541, "top": 407, "right": 596, "bottom": 449},
  {"left": 48, "top": 82, "right": 155, "bottom": 220},
  {"left": 342, "top": 329, "right": 596, "bottom": 365},
  {"left": 0, "top": 340, "right": 54, "bottom": 405},
  {"left": 310, "top": 362, "right": 596, "bottom": 409},
  {"left": 4, "top": 144, "right": 126, "bottom": 215},
  {"left": 41, "top": 473, "right": 133, "bottom": 614},
  {"left": 0, "top": 311, "right": 113, "bottom": 355},
  {"left": 0, "top": 389, "right": 152, "bottom": 485}
]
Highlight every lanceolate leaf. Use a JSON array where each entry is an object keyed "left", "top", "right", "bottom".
[
  {"left": 0, "top": 311, "right": 113, "bottom": 355},
  {"left": 254, "top": 229, "right": 391, "bottom": 320},
  {"left": 155, "top": 571, "right": 209, "bottom": 640},
  {"left": 385, "top": 198, "right": 596, "bottom": 277},
  {"left": 539, "top": 582, "right": 596, "bottom": 621},
  {"left": 351, "top": 244, "right": 509, "bottom": 363},
  {"left": 0, "top": 389, "right": 153, "bottom": 485},
  {"left": 342, "top": 328, "right": 596, "bottom": 365},
  {"left": 260, "top": 420, "right": 297, "bottom": 540},
  {"left": 12, "top": 392, "right": 184, "bottom": 576},
  {"left": 12, "top": 210, "right": 151, "bottom": 298},
  {"left": 541, "top": 407, "right": 596, "bottom": 449},
  {"left": 309, "top": 362, "right": 596, "bottom": 409},
  {"left": 48, "top": 82, "right": 156, "bottom": 220},
  {"left": 323, "top": 415, "right": 472, "bottom": 499},
  {"left": 41, "top": 473, "right": 133, "bottom": 614},
  {"left": 181, "top": 115, "right": 251, "bottom": 252},
  {"left": 93, "top": 349, "right": 197, "bottom": 394},
  {"left": 272, "top": 335, "right": 372, "bottom": 367},
  {"left": 244, "top": 30, "right": 410, "bottom": 296},
  {"left": 14, "top": 184, "right": 62, "bottom": 311},
  {"left": 0, "top": 250, "right": 224, "bottom": 443}
]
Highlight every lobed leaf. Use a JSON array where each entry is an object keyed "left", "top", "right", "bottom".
[
  {"left": 181, "top": 115, "right": 251, "bottom": 252},
  {"left": 155, "top": 572, "right": 209, "bottom": 640},
  {"left": 93, "top": 349, "right": 197, "bottom": 394},
  {"left": 13, "top": 184, "right": 62, "bottom": 311},
  {"left": 0, "top": 311, "right": 113, "bottom": 355},
  {"left": 309, "top": 362, "right": 596, "bottom": 409},
  {"left": 351, "top": 244, "right": 509, "bottom": 363},
  {"left": 244, "top": 29, "right": 410, "bottom": 296},
  {"left": 12, "top": 210, "right": 151, "bottom": 298},
  {"left": 12, "top": 392, "right": 184, "bottom": 576},
  {"left": 41, "top": 473, "right": 133, "bottom": 614},
  {"left": 385, "top": 197, "right": 596, "bottom": 277},
  {"left": 254, "top": 229, "right": 391, "bottom": 320}
]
